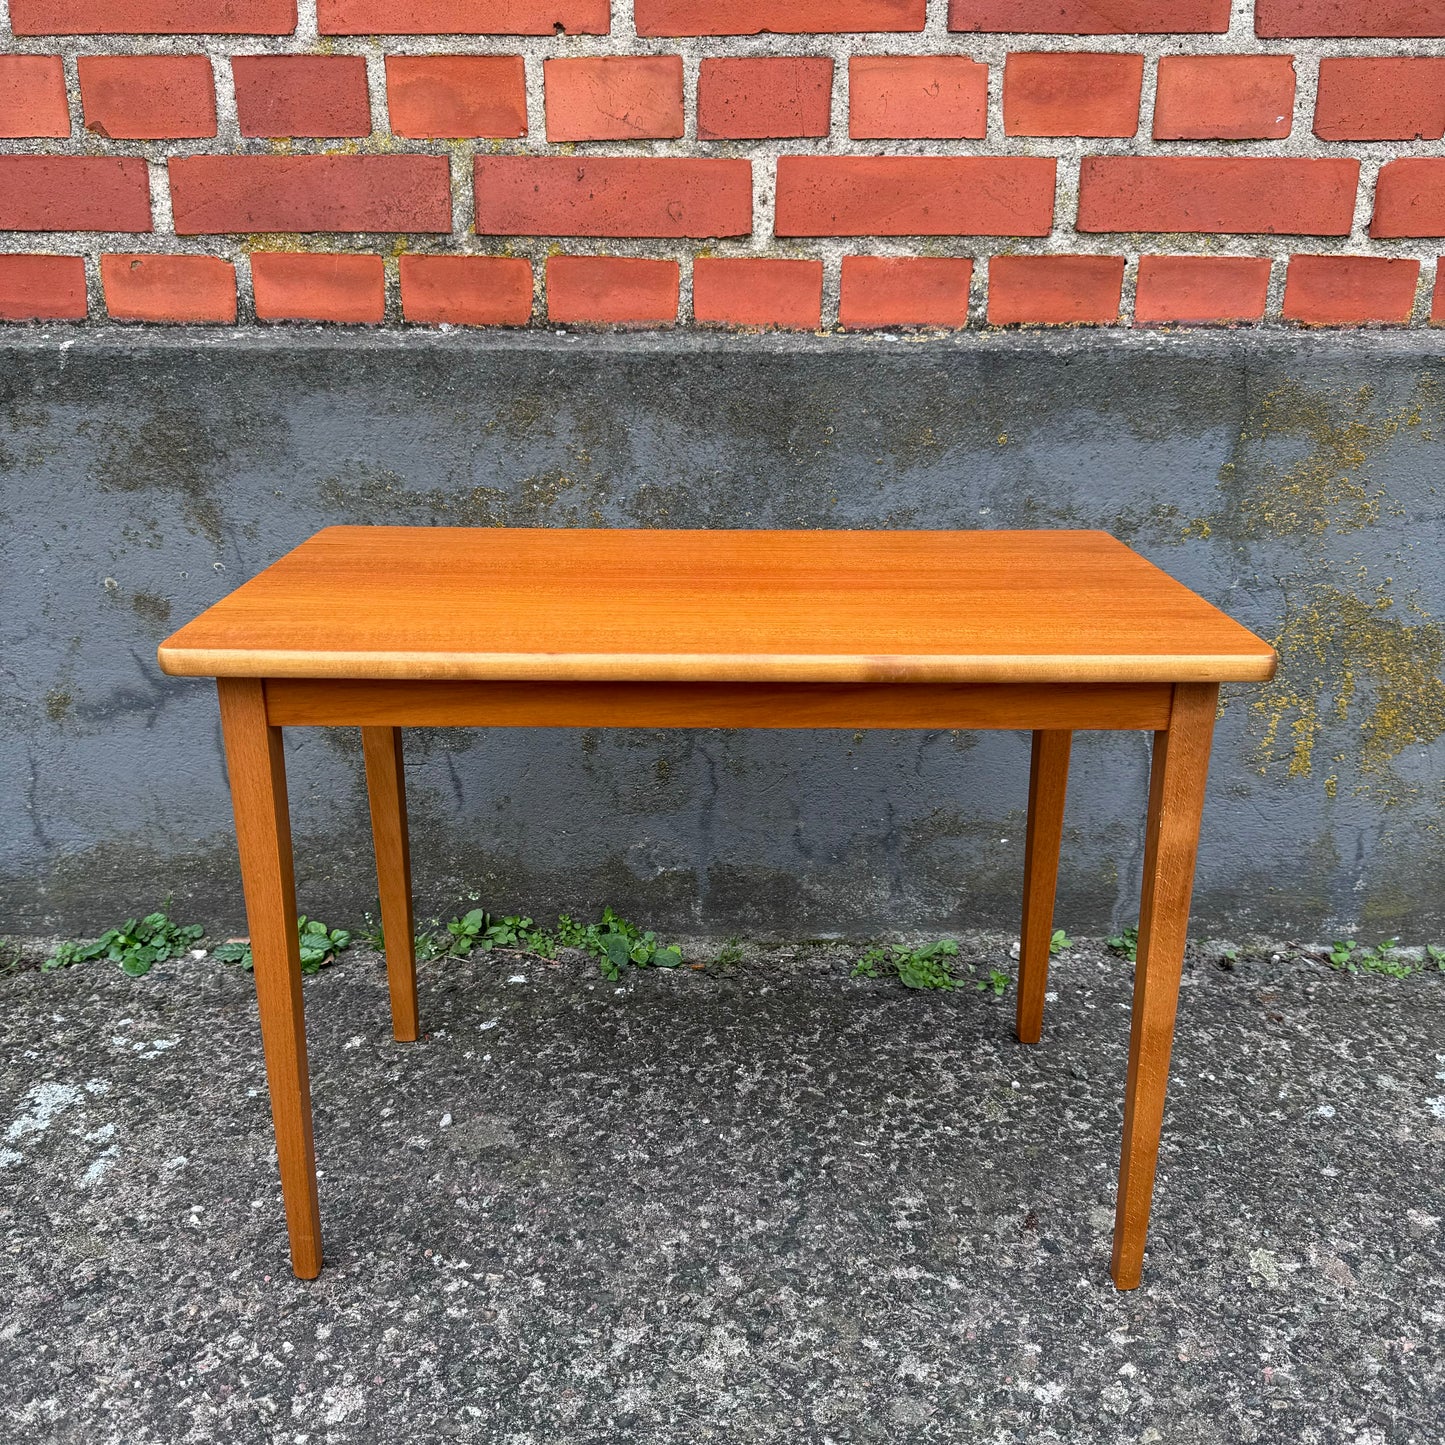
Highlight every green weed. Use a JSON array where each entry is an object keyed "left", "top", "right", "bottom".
[
  {"left": 415, "top": 904, "right": 680, "bottom": 981},
  {"left": 852, "top": 939, "right": 1009, "bottom": 996},
  {"left": 212, "top": 917, "right": 352, "bottom": 976},
  {"left": 1328, "top": 939, "right": 1357, "bottom": 969},
  {"left": 418, "top": 908, "right": 527, "bottom": 960},
  {"left": 557, "top": 907, "right": 683, "bottom": 981},
  {"left": 1049, "top": 929, "right": 1073, "bottom": 956},
  {"left": 1359, "top": 938, "right": 1413, "bottom": 978},
  {"left": 1327, "top": 937, "right": 1417, "bottom": 978},
  {"left": 1106, "top": 926, "right": 1139, "bottom": 963},
  {"left": 45, "top": 910, "right": 204, "bottom": 978}
]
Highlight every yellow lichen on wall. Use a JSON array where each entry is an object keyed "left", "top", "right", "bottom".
[
  {"left": 1252, "top": 585, "right": 1445, "bottom": 801},
  {"left": 1224, "top": 377, "right": 1437, "bottom": 539}
]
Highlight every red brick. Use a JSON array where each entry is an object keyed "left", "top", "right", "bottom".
[
  {"left": 399, "top": 254, "right": 533, "bottom": 325},
  {"left": 318, "top": 0, "right": 609, "bottom": 32},
  {"left": 951, "top": 1, "right": 1228, "bottom": 32},
  {"left": 775, "top": 157, "right": 1055, "bottom": 237},
  {"left": 79, "top": 55, "right": 217, "bottom": 140},
  {"left": 10, "top": 1, "right": 297, "bottom": 32},
  {"left": 474, "top": 157, "right": 752, "bottom": 238},
  {"left": 636, "top": 0, "right": 924, "bottom": 34},
  {"left": 1314, "top": 59, "right": 1445, "bottom": 142},
  {"left": 849, "top": 56, "right": 987, "bottom": 140},
  {"left": 1372, "top": 160, "right": 1445, "bottom": 238},
  {"left": 170, "top": 156, "right": 450, "bottom": 234},
  {"left": 233, "top": 56, "right": 370, "bottom": 139},
  {"left": 1283, "top": 255, "right": 1420, "bottom": 325},
  {"left": 251, "top": 252, "right": 385, "bottom": 323},
  {"left": 0, "top": 157, "right": 152, "bottom": 232},
  {"left": 1434, "top": 264, "right": 1445, "bottom": 325},
  {"left": 698, "top": 58, "right": 833, "bottom": 140},
  {"left": 0, "top": 56, "right": 69, "bottom": 139},
  {"left": 545, "top": 57, "right": 683, "bottom": 142},
  {"left": 988, "top": 255, "right": 1124, "bottom": 325},
  {"left": 546, "top": 256, "right": 680, "bottom": 325},
  {"left": 1078, "top": 157, "right": 1358, "bottom": 235},
  {"left": 692, "top": 257, "right": 823, "bottom": 330},
  {"left": 101, "top": 253, "right": 236, "bottom": 323},
  {"left": 1004, "top": 52, "right": 1143, "bottom": 138},
  {"left": 386, "top": 56, "right": 526, "bottom": 138},
  {"left": 1133, "top": 255, "right": 1271, "bottom": 325},
  {"left": 1154, "top": 56, "right": 1295, "bottom": 141},
  {"left": 0, "top": 254, "right": 87, "bottom": 321},
  {"left": 1256, "top": 1, "right": 1445, "bottom": 37},
  {"left": 839, "top": 256, "right": 972, "bottom": 327}
]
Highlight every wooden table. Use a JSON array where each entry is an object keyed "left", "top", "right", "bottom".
[{"left": 158, "top": 527, "right": 1276, "bottom": 1289}]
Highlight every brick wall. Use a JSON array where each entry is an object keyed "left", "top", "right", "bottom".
[{"left": 0, "top": 1, "right": 1442, "bottom": 330}]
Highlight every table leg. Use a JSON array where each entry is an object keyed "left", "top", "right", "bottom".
[
  {"left": 1110, "top": 683, "right": 1218, "bottom": 1290},
  {"left": 217, "top": 678, "right": 322, "bottom": 1280},
  {"left": 1017, "top": 729, "right": 1071, "bottom": 1045},
  {"left": 362, "top": 727, "right": 419, "bottom": 1042}
]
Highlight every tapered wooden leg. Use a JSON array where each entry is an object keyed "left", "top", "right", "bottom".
[
  {"left": 1110, "top": 683, "right": 1218, "bottom": 1290},
  {"left": 217, "top": 678, "right": 322, "bottom": 1279},
  {"left": 362, "top": 726, "right": 418, "bottom": 1042},
  {"left": 1017, "top": 729, "right": 1071, "bottom": 1045}
]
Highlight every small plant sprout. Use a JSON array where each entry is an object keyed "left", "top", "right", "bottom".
[
  {"left": 1428, "top": 945, "right": 1445, "bottom": 973},
  {"left": 1327, "top": 940, "right": 1358, "bottom": 971},
  {"left": 1049, "top": 929, "right": 1073, "bottom": 956},
  {"left": 212, "top": 917, "right": 352, "bottom": 977},
  {"left": 416, "top": 909, "right": 559, "bottom": 962},
  {"left": 560, "top": 908, "right": 683, "bottom": 982},
  {"left": 0, "top": 938, "right": 23, "bottom": 976},
  {"left": 414, "top": 904, "right": 681, "bottom": 981},
  {"left": 1327, "top": 938, "right": 1418, "bottom": 978},
  {"left": 1106, "top": 927, "right": 1139, "bottom": 963},
  {"left": 1357, "top": 938, "right": 1413, "bottom": 979},
  {"left": 715, "top": 937, "right": 744, "bottom": 967},
  {"left": 44, "top": 910, "right": 204, "bottom": 978},
  {"left": 359, "top": 913, "right": 386, "bottom": 950},
  {"left": 851, "top": 939, "right": 1010, "bottom": 996}
]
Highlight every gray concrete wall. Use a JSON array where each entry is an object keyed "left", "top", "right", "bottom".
[{"left": 3, "top": 329, "right": 1442, "bottom": 939}]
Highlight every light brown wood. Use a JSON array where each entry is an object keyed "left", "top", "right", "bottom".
[
  {"left": 1017, "top": 730, "right": 1071, "bottom": 1046},
  {"left": 216, "top": 677, "right": 322, "bottom": 1280},
  {"left": 264, "top": 678, "right": 1174, "bottom": 731},
  {"left": 1111, "top": 682, "right": 1219, "bottom": 1290},
  {"left": 158, "top": 528, "right": 1278, "bottom": 686},
  {"left": 362, "top": 727, "right": 418, "bottom": 1043},
  {"left": 166, "top": 529, "right": 1274, "bottom": 1287}
]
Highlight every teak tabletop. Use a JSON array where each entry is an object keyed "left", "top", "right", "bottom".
[
  {"left": 159, "top": 526, "right": 1275, "bottom": 684},
  {"left": 158, "top": 526, "right": 1277, "bottom": 1291}
]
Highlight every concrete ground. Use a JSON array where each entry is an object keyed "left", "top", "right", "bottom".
[{"left": 1, "top": 936, "right": 1441, "bottom": 1445}]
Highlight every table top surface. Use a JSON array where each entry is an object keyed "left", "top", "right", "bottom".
[{"left": 156, "top": 527, "right": 1277, "bottom": 685}]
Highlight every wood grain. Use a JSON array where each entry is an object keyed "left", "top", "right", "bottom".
[
  {"left": 362, "top": 727, "right": 418, "bottom": 1044},
  {"left": 216, "top": 677, "right": 322, "bottom": 1280},
  {"left": 159, "top": 528, "right": 1278, "bottom": 685},
  {"left": 1111, "top": 682, "right": 1219, "bottom": 1291},
  {"left": 1016, "top": 730, "right": 1071, "bottom": 1046},
  {"left": 264, "top": 678, "right": 1174, "bottom": 731}
]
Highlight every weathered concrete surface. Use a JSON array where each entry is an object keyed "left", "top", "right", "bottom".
[
  {"left": 2, "top": 939, "right": 1442, "bottom": 1443},
  {"left": 2, "top": 328, "right": 1443, "bottom": 937}
]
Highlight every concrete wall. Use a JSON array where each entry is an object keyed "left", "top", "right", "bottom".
[{"left": 3, "top": 328, "right": 1443, "bottom": 939}]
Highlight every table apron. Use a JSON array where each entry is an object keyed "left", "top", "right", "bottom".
[{"left": 262, "top": 679, "right": 1176, "bottom": 731}]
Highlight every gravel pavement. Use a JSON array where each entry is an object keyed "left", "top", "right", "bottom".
[{"left": 2, "top": 937, "right": 1442, "bottom": 1444}]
